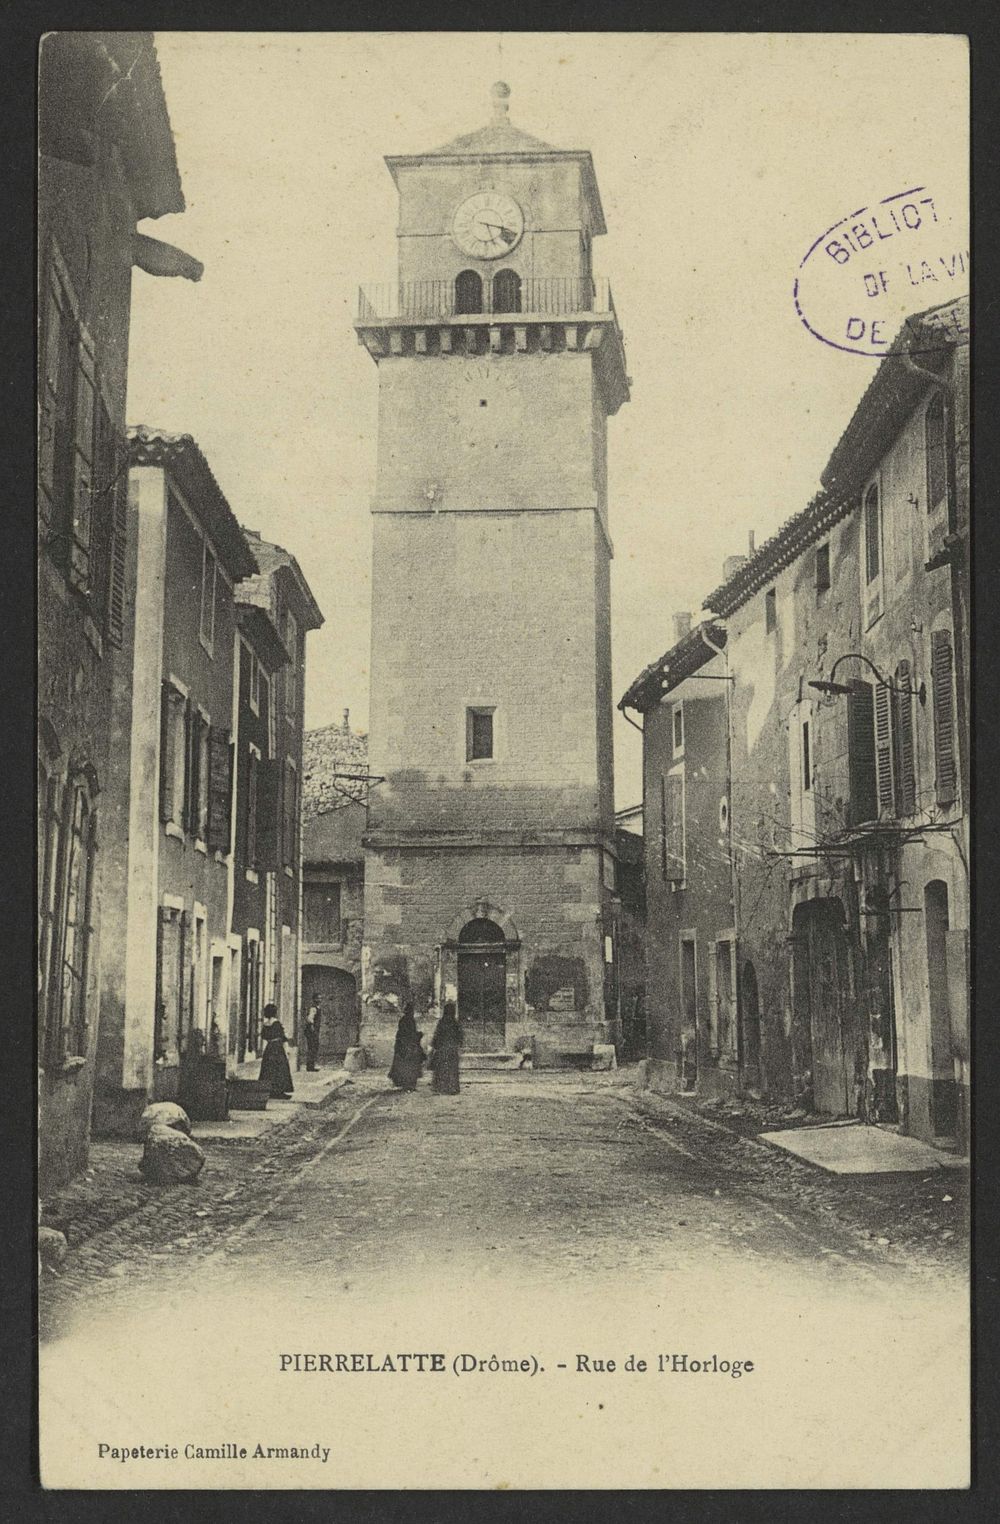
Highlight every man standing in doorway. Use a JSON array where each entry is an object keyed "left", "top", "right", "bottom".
[{"left": 304, "top": 994, "right": 322, "bottom": 1072}]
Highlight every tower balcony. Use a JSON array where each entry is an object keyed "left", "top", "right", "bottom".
[{"left": 354, "top": 276, "right": 630, "bottom": 414}]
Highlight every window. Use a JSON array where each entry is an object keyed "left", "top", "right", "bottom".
[
  {"left": 40, "top": 248, "right": 125, "bottom": 611},
  {"left": 802, "top": 721, "right": 811, "bottom": 791},
  {"left": 194, "top": 711, "right": 211, "bottom": 842},
  {"left": 245, "top": 748, "right": 260, "bottom": 870},
  {"left": 672, "top": 703, "right": 684, "bottom": 756},
  {"left": 249, "top": 650, "right": 261, "bottom": 714},
  {"left": 282, "top": 758, "right": 298, "bottom": 867},
  {"left": 467, "top": 706, "right": 494, "bottom": 761},
  {"left": 892, "top": 661, "right": 917, "bottom": 817},
  {"left": 159, "top": 681, "right": 188, "bottom": 831},
  {"left": 455, "top": 269, "right": 483, "bottom": 315},
  {"left": 863, "top": 480, "right": 884, "bottom": 626},
  {"left": 815, "top": 542, "right": 831, "bottom": 594},
  {"left": 931, "top": 628, "right": 957, "bottom": 806},
  {"left": 284, "top": 610, "right": 299, "bottom": 718},
  {"left": 492, "top": 268, "right": 521, "bottom": 313},
  {"left": 765, "top": 588, "right": 777, "bottom": 633},
  {"left": 660, "top": 771, "right": 685, "bottom": 884},
  {"left": 303, "top": 881, "right": 342, "bottom": 944},
  {"left": 864, "top": 483, "right": 881, "bottom": 583},
  {"left": 925, "top": 392, "right": 949, "bottom": 515},
  {"left": 200, "top": 540, "right": 217, "bottom": 654}
]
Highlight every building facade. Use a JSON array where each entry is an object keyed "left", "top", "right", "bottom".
[
  {"left": 239, "top": 532, "right": 324, "bottom": 1054},
  {"left": 301, "top": 715, "right": 369, "bottom": 1061},
  {"left": 37, "top": 34, "right": 195, "bottom": 1186},
  {"left": 626, "top": 298, "right": 969, "bottom": 1150},
  {"left": 357, "top": 83, "right": 630, "bottom": 1064},
  {"left": 621, "top": 616, "right": 738, "bottom": 1097},
  {"left": 93, "top": 429, "right": 258, "bottom": 1134},
  {"left": 229, "top": 598, "right": 290, "bottom": 1067}
]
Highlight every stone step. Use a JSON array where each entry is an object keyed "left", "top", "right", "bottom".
[{"left": 461, "top": 1052, "right": 529, "bottom": 1071}]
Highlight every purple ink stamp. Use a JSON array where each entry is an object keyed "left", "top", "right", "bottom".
[{"left": 794, "top": 186, "right": 968, "bottom": 357}]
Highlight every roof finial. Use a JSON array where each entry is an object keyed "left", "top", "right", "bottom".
[{"left": 491, "top": 80, "right": 511, "bottom": 122}]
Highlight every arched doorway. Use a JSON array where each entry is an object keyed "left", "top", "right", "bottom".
[
  {"left": 457, "top": 917, "right": 506, "bottom": 1051},
  {"left": 492, "top": 268, "right": 521, "bottom": 313},
  {"left": 302, "top": 965, "right": 358, "bottom": 1061},
  {"left": 739, "top": 959, "right": 762, "bottom": 1096},
  {"left": 454, "top": 269, "right": 483, "bottom": 315}
]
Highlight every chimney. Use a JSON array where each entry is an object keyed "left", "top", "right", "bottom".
[
  {"left": 723, "top": 553, "right": 748, "bottom": 581},
  {"left": 672, "top": 612, "right": 692, "bottom": 643},
  {"left": 748, "top": 529, "right": 756, "bottom": 554},
  {"left": 342, "top": 708, "right": 350, "bottom": 730}
]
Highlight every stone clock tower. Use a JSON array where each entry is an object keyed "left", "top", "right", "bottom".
[{"left": 357, "top": 84, "right": 630, "bottom": 1065}]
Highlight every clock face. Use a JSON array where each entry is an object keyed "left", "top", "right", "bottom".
[{"left": 451, "top": 191, "right": 524, "bottom": 260}]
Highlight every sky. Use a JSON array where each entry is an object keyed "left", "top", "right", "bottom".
[{"left": 127, "top": 32, "right": 968, "bottom": 808}]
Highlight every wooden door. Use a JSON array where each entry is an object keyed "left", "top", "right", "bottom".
[
  {"left": 805, "top": 903, "right": 852, "bottom": 1116},
  {"left": 457, "top": 947, "right": 507, "bottom": 1051}
]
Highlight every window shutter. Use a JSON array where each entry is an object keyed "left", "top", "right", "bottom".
[
  {"left": 207, "top": 727, "right": 233, "bottom": 854},
  {"left": 283, "top": 760, "right": 297, "bottom": 865},
  {"left": 874, "top": 681, "right": 893, "bottom": 814},
  {"left": 663, "top": 772, "right": 685, "bottom": 882},
  {"left": 160, "top": 684, "right": 176, "bottom": 822},
  {"left": 893, "top": 661, "right": 916, "bottom": 817},
  {"left": 106, "top": 436, "right": 129, "bottom": 646},
  {"left": 931, "top": 629, "right": 957, "bottom": 806},
  {"left": 70, "top": 337, "right": 96, "bottom": 589},
  {"left": 256, "top": 757, "right": 282, "bottom": 870},
  {"left": 846, "top": 681, "right": 877, "bottom": 826},
  {"left": 39, "top": 279, "right": 63, "bottom": 521}
]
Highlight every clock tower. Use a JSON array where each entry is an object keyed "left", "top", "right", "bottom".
[{"left": 357, "top": 83, "right": 630, "bottom": 1065}]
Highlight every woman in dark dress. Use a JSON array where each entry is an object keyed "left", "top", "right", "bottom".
[
  {"left": 429, "top": 1000, "right": 462, "bottom": 1095},
  {"left": 259, "top": 1003, "right": 294, "bottom": 1098},
  {"left": 388, "top": 1000, "right": 425, "bottom": 1091}
]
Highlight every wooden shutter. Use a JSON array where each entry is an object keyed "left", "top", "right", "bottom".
[
  {"left": 256, "top": 757, "right": 282, "bottom": 870},
  {"left": 893, "top": 661, "right": 916, "bottom": 817},
  {"left": 207, "top": 727, "right": 233, "bottom": 854},
  {"left": 39, "top": 277, "right": 63, "bottom": 523},
  {"left": 282, "top": 760, "right": 298, "bottom": 865},
  {"left": 106, "top": 436, "right": 129, "bottom": 646},
  {"left": 70, "top": 336, "right": 96, "bottom": 590},
  {"left": 159, "top": 683, "right": 176, "bottom": 822},
  {"left": 663, "top": 772, "right": 685, "bottom": 882},
  {"left": 874, "top": 681, "right": 893, "bottom": 814},
  {"left": 931, "top": 629, "right": 957, "bottom": 805},
  {"left": 846, "top": 681, "right": 877, "bottom": 826}
]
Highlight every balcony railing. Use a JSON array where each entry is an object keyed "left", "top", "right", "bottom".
[{"left": 357, "top": 276, "right": 615, "bottom": 323}]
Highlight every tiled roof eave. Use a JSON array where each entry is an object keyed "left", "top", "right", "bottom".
[{"left": 703, "top": 492, "right": 853, "bottom": 619}]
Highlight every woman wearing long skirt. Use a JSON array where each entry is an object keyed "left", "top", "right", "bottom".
[
  {"left": 429, "top": 1000, "right": 462, "bottom": 1095},
  {"left": 388, "top": 1001, "right": 425, "bottom": 1091},
  {"left": 259, "top": 1003, "right": 294, "bottom": 1098}
]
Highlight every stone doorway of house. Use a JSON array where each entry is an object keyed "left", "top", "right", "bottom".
[
  {"left": 302, "top": 966, "right": 359, "bottom": 1061},
  {"left": 738, "top": 958, "right": 762, "bottom": 1097},
  {"left": 456, "top": 918, "right": 507, "bottom": 1052}
]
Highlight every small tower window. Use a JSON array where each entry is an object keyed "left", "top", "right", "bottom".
[
  {"left": 455, "top": 270, "right": 483, "bottom": 315},
  {"left": 492, "top": 269, "right": 521, "bottom": 314},
  {"left": 466, "top": 706, "right": 495, "bottom": 761}
]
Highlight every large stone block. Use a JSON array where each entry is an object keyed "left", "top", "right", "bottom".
[{"left": 139, "top": 1124, "right": 205, "bottom": 1184}]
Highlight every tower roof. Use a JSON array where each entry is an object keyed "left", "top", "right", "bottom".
[
  {"left": 385, "top": 82, "right": 607, "bottom": 234},
  {"left": 432, "top": 81, "right": 556, "bottom": 156}
]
